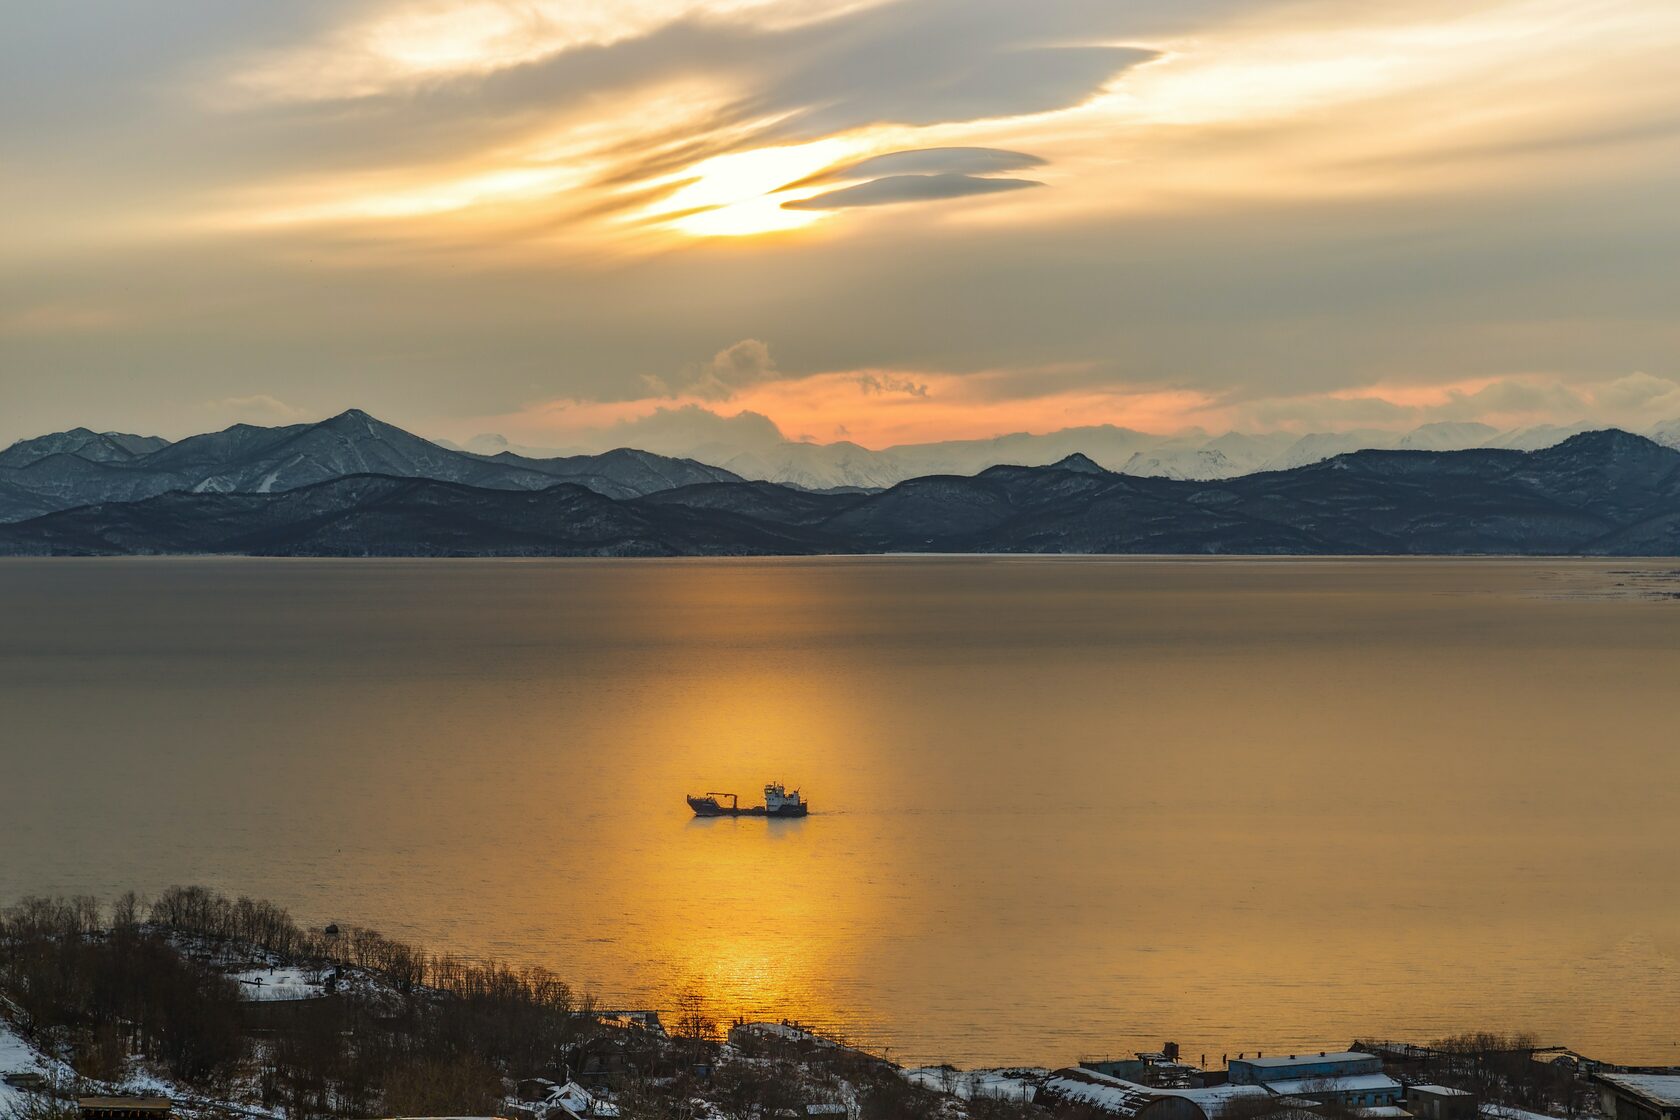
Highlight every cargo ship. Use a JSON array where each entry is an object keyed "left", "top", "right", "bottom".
[{"left": 687, "top": 782, "right": 808, "bottom": 818}]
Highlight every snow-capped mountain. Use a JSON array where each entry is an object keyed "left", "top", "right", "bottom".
[
  {"left": 0, "top": 410, "right": 741, "bottom": 524},
  {"left": 642, "top": 420, "right": 1650, "bottom": 488}
]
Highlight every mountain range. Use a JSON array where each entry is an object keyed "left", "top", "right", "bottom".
[
  {"left": 457, "top": 417, "right": 1680, "bottom": 490},
  {"left": 3, "top": 412, "right": 1680, "bottom": 556},
  {"left": 0, "top": 410, "right": 740, "bottom": 526}
]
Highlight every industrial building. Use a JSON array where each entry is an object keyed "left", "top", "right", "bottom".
[
  {"left": 1039, "top": 1067, "right": 1270, "bottom": 1120},
  {"left": 1226, "top": 1052, "right": 1403, "bottom": 1109}
]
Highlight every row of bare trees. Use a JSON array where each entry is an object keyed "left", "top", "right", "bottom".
[
  {"left": 0, "top": 888, "right": 618, "bottom": 1119},
  {"left": 0, "top": 897, "right": 247, "bottom": 1085},
  {"left": 1424, "top": 1033, "right": 1587, "bottom": 1115}
]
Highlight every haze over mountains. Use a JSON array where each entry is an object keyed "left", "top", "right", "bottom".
[
  {"left": 5, "top": 411, "right": 1680, "bottom": 556},
  {"left": 458, "top": 418, "right": 1680, "bottom": 490}
]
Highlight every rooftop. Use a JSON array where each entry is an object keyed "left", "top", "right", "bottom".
[
  {"left": 1040, "top": 1070, "right": 1160, "bottom": 1118},
  {"left": 1598, "top": 1074, "right": 1680, "bottom": 1108},
  {"left": 1411, "top": 1086, "right": 1472, "bottom": 1097},
  {"left": 1264, "top": 1074, "right": 1402, "bottom": 1097},
  {"left": 1042, "top": 1069, "right": 1268, "bottom": 1119}
]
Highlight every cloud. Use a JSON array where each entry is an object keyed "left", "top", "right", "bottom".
[
  {"left": 784, "top": 146, "right": 1047, "bottom": 189},
  {"left": 174, "top": 1, "right": 1160, "bottom": 237},
  {"left": 206, "top": 394, "right": 311, "bottom": 424},
  {"left": 755, "top": 14, "right": 1161, "bottom": 139},
  {"left": 1219, "top": 374, "right": 1676, "bottom": 435},
  {"left": 617, "top": 403, "right": 783, "bottom": 444},
  {"left": 578, "top": 404, "right": 789, "bottom": 456},
  {"left": 784, "top": 173, "right": 1043, "bottom": 210},
  {"left": 11, "top": 0, "right": 1680, "bottom": 449},
  {"left": 1592, "top": 371, "right": 1680, "bottom": 412},
  {"left": 1239, "top": 393, "right": 1416, "bottom": 430},
  {"left": 226, "top": 1, "right": 883, "bottom": 103},
  {"left": 645, "top": 338, "right": 782, "bottom": 400},
  {"left": 1429, "top": 379, "right": 1588, "bottom": 422},
  {"left": 232, "top": 2, "right": 1162, "bottom": 140},
  {"left": 856, "top": 373, "right": 930, "bottom": 397}
]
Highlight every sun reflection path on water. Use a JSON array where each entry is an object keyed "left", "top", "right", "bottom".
[{"left": 593, "top": 604, "right": 896, "bottom": 1045}]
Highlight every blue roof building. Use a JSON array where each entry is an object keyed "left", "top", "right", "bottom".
[{"left": 1226, "top": 1052, "right": 1402, "bottom": 1109}]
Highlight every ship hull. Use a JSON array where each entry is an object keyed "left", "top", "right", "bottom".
[{"left": 687, "top": 796, "right": 808, "bottom": 818}]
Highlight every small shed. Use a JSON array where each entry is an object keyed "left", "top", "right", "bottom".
[{"left": 1406, "top": 1085, "right": 1475, "bottom": 1120}]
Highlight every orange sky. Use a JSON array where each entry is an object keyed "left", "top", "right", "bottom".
[{"left": 4, "top": 0, "right": 1680, "bottom": 448}]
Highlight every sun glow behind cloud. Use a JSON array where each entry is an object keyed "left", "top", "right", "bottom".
[
  {"left": 639, "top": 139, "right": 860, "bottom": 236},
  {"left": 193, "top": 0, "right": 1680, "bottom": 254}
]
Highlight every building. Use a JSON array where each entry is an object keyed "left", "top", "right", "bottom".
[
  {"left": 77, "top": 1098, "right": 172, "bottom": 1120},
  {"left": 1406, "top": 1085, "right": 1475, "bottom": 1120},
  {"left": 1040, "top": 1067, "right": 1270, "bottom": 1120},
  {"left": 1596, "top": 1074, "right": 1680, "bottom": 1120},
  {"left": 1226, "top": 1052, "right": 1402, "bottom": 1110},
  {"left": 1228, "top": 1053, "right": 1382, "bottom": 1087},
  {"left": 1082, "top": 1045, "right": 1206, "bottom": 1089}
]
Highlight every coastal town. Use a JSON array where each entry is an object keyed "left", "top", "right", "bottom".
[{"left": 2, "top": 891, "right": 1676, "bottom": 1120}]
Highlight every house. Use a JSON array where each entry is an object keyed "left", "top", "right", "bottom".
[
  {"left": 1226, "top": 1052, "right": 1402, "bottom": 1110},
  {"left": 1596, "top": 1074, "right": 1680, "bottom": 1120},
  {"left": 76, "top": 1098, "right": 172, "bottom": 1120},
  {"left": 1406, "top": 1085, "right": 1475, "bottom": 1120}
]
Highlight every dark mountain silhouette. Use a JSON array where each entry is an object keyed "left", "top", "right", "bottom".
[
  {"left": 2, "top": 426, "right": 1679, "bottom": 556},
  {"left": 0, "top": 475, "right": 833, "bottom": 557},
  {"left": 0, "top": 409, "right": 741, "bottom": 523},
  {"left": 0, "top": 427, "right": 171, "bottom": 467}
]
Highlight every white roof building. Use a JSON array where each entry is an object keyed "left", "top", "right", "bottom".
[{"left": 1597, "top": 1074, "right": 1680, "bottom": 1120}]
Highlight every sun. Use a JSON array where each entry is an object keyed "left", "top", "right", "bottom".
[{"left": 642, "top": 138, "right": 857, "bottom": 237}]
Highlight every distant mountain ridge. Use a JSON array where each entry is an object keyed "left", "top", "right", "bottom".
[
  {"left": 4, "top": 422, "right": 1680, "bottom": 556},
  {"left": 0, "top": 427, "right": 172, "bottom": 467},
  {"left": 543, "top": 417, "right": 1655, "bottom": 489},
  {"left": 0, "top": 410, "right": 741, "bottom": 525}
]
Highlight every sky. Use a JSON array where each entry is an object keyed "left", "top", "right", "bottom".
[{"left": 4, "top": 0, "right": 1680, "bottom": 451}]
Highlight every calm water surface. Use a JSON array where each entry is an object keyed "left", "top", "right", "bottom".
[{"left": 3, "top": 557, "right": 1679, "bottom": 1066}]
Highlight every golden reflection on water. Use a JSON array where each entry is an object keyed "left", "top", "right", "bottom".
[
  {"left": 596, "top": 571, "right": 884, "bottom": 1039},
  {"left": 3, "top": 557, "right": 1679, "bottom": 1065}
]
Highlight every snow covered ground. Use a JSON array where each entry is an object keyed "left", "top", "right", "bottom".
[
  {"left": 1484, "top": 1105, "right": 1577, "bottom": 1120},
  {"left": 1, "top": 1010, "right": 284, "bottom": 1120},
  {"left": 227, "top": 966, "right": 325, "bottom": 1002},
  {"left": 0, "top": 1019, "right": 70, "bottom": 1115},
  {"left": 902, "top": 1066, "right": 1044, "bottom": 1102}
]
